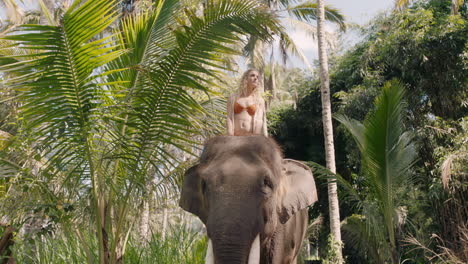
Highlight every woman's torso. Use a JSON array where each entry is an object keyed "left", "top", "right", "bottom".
[{"left": 233, "top": 95, "right": 262, "bottom": 136}]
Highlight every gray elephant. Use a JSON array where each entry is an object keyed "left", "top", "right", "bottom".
[{"left": 179, "top": 135, "right": 318, "bottom": 264}]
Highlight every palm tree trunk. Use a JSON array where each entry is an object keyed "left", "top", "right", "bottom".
[
  {"left": 316, "top": 0, "right": 343, "bottom": 262},
  {"left": 140, "top": 198, "right": 150, "bottom": 244},
  {"left": 451, "top": 0, "right": 460, "bottom": 15}
]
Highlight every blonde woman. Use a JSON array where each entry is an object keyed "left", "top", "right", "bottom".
[{"left": 226, "top": 69, "right": 267, "bottom": 136}]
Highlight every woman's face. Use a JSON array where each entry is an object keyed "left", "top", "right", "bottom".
[{"left": 246, "top": 71, "right": 259, "bottom": 90}]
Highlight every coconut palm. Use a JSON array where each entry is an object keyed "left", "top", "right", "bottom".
[
  {"left": 244, "top": 0, "right": 345, "bottom": 110},
  {"left": 315, "top": 0, "right": 342, "bottom": 261},
  {"left": 335, "top": 80, "right": 418, "bottom": 263},
  {"left": 245, "top": 0, "right": 345, "bottom": 68},
  {"left": 0, "top": 0, "right": 280, "bottom": 263}
]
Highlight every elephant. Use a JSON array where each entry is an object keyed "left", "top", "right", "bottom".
[{"left": 179, "top": 135, "right": 318, "bottom": 264}]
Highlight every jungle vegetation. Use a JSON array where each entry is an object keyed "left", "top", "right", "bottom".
[
  {"left": 0, "top": 0, "right": 466, "bottom": 263},
  {"left": 269, "top": 0, "right": 467, "bottom": 263}
]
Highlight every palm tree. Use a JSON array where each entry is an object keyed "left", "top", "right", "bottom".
[
  {"left": 244, "top": 0, "right": 345, "bottom": 108},
  {"left": 246, "top": 0, "right": 346, "bottom": 67},
  {"left": 0, "top": 0, "right": 280, "bottom": 263},
  {"left": 316, "top": 0, "right": 342, "bottom": 262},
  {"left": 335, "top": 80, "right": 418, "bottom": 263}
]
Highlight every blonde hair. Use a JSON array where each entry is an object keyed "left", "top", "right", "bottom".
[{"left": 237, "top": 69, "right": 262, "bottom": 98}]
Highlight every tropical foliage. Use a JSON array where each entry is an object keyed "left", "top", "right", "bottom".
[
  {"left": 0, "top": 0, "right": 466, "bottom": 263},
  {"left": 0, "top": 0, "right": 280, "bottom": 262},
  {"left": 244, "top": 0, "right": 346, "bottom": 70},
  {"left": 336, "top": 80, "right": 418, "bottom": 263},
  {"left": 12, "top": 222, "right": 206, "bottom": 264},
  {"left": 269, "top": 0, "right": 466, "bottom": 262}
]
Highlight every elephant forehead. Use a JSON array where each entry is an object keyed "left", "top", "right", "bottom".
[
  {"left": 202, "top": 156, "right": 267, "bottom": 185},
  {"left": 220, "top": 156, "right": 258, "bottom": 171}
]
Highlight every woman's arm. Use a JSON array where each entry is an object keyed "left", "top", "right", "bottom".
[
  {"left": 260, "top": 98, "right": 268, "bottom": 136},
  {"left": 254, "top": 98, "right": 268, "bottom": 136},
  {"left": 226, "top": 95, "right": 234, "bottom": 135}
]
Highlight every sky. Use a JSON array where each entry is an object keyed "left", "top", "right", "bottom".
[{"left": 287, "top": 0, "right": 395, "bottom": 68}]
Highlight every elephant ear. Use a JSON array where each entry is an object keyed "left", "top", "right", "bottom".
[
  {"left": 277, "top": 159, "right": 318, "bottom": 224},
  {"left": 179, "top": 165, "right": 207, "bottom": 223}
]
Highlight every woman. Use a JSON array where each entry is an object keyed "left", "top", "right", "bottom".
[{"left": 226, "top": 69, "right": 267, "bottom": 136}]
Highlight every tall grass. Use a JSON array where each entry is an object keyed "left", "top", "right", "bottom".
[
  {"left": 12, "top": 229, "right": 97, "bottom": 264},
  {"left": 12, "top": 224, "right": 206, "bottom": 263},
  {"left": 124, "top": 225, "right": 207, "bottom": 264}
]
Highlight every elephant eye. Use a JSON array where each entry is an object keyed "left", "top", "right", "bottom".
[{"left": 263, "top": 177, "right": 273, "bottom": 190}]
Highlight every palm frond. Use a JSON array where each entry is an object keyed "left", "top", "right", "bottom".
[
  {"left": 342, "top": 214, "right": 385, "bottom": 263},
  {"left": 306, "top": 160, "right": 363, "bottom": 207},
  {"left": 362, "top": 80, "right": 417, "bottom": 203},
  {"left": 336, "top": 81, "right": 418, "bottom": 207},
  {"left": 120, "top": 0, "right": 280, "bottom": 169},
  {"left": 38, "top": 0, "right": 56, "bottom": 26},
  {"left": 284, "top": 17, "right": 338, "bottom": 50},
  {"left": 285, "top": 17, "right": 318, "bottom": 39},
  {"left": 334, "top": 114, "right": 365, "bottom": 152},
  {"left": 336, "top": 80, "right": 418, "bottom": 261},
  {"left": 278, "top": 31, "right": 313, "bottom": 71},
  {"left": 1, "top": 0, "right": 123, "bottom": 189},
  {"left": 285, "top": 2, "right": 347, "bottom": 32},
  {"left": 244, "top": 35, "right": 266, "bottom": 69},
  {"left": 107, "top": 0, "right": 179, "bottom": 96}
]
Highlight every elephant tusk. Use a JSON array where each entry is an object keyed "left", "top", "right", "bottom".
[
  {"left": 247, "top": 234, "right": 260, "bottom": 264},
  {"left": 205, "top": 238, "right": 214, "bottom": 264}
]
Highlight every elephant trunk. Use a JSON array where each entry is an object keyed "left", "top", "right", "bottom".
[
  {"left": 212, "top": 239, "right": 249, "bottom": 264},
  {"left": 205, "top": 236, "right": 260, "bottom": 264},
  {"left": 207, "top": 196, "right": 262, "bottom": 264}
]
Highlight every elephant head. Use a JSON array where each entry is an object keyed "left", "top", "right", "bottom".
[{"left": 179, "top": 136, "right": 317, "bottom": 264}]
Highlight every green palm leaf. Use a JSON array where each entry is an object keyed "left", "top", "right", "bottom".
[
  {"left": 335, "top": 80, "right": 418, "bottom": 263},
  {"left": 285, "top": 1, "right": 347, "bottom": 32},
  {"left": 1, "top": 0, "right": 122, "bottom": 169},
  {"left": 342, "top": 214, "right": 385, "bottom": 264},
  {"left": 107, "top": 0, "right": 179, "bottom": 96},
  {"left": 1, "top": 0, "right": 281, "bottom": 262},
  {"left": 1, "top": 1, "right": 124, "bottom": 262},
  {"left": 119, "top": 0, "right": 280, "bottom": 170}
]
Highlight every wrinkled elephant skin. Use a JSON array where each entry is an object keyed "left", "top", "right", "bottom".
[{"left": 180, "top": 136, "right": 318, "bottom": 264}]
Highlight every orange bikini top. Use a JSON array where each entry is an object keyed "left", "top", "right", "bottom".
[{"left": 234, "top": 102, "right": 256, "bottom": 116}]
